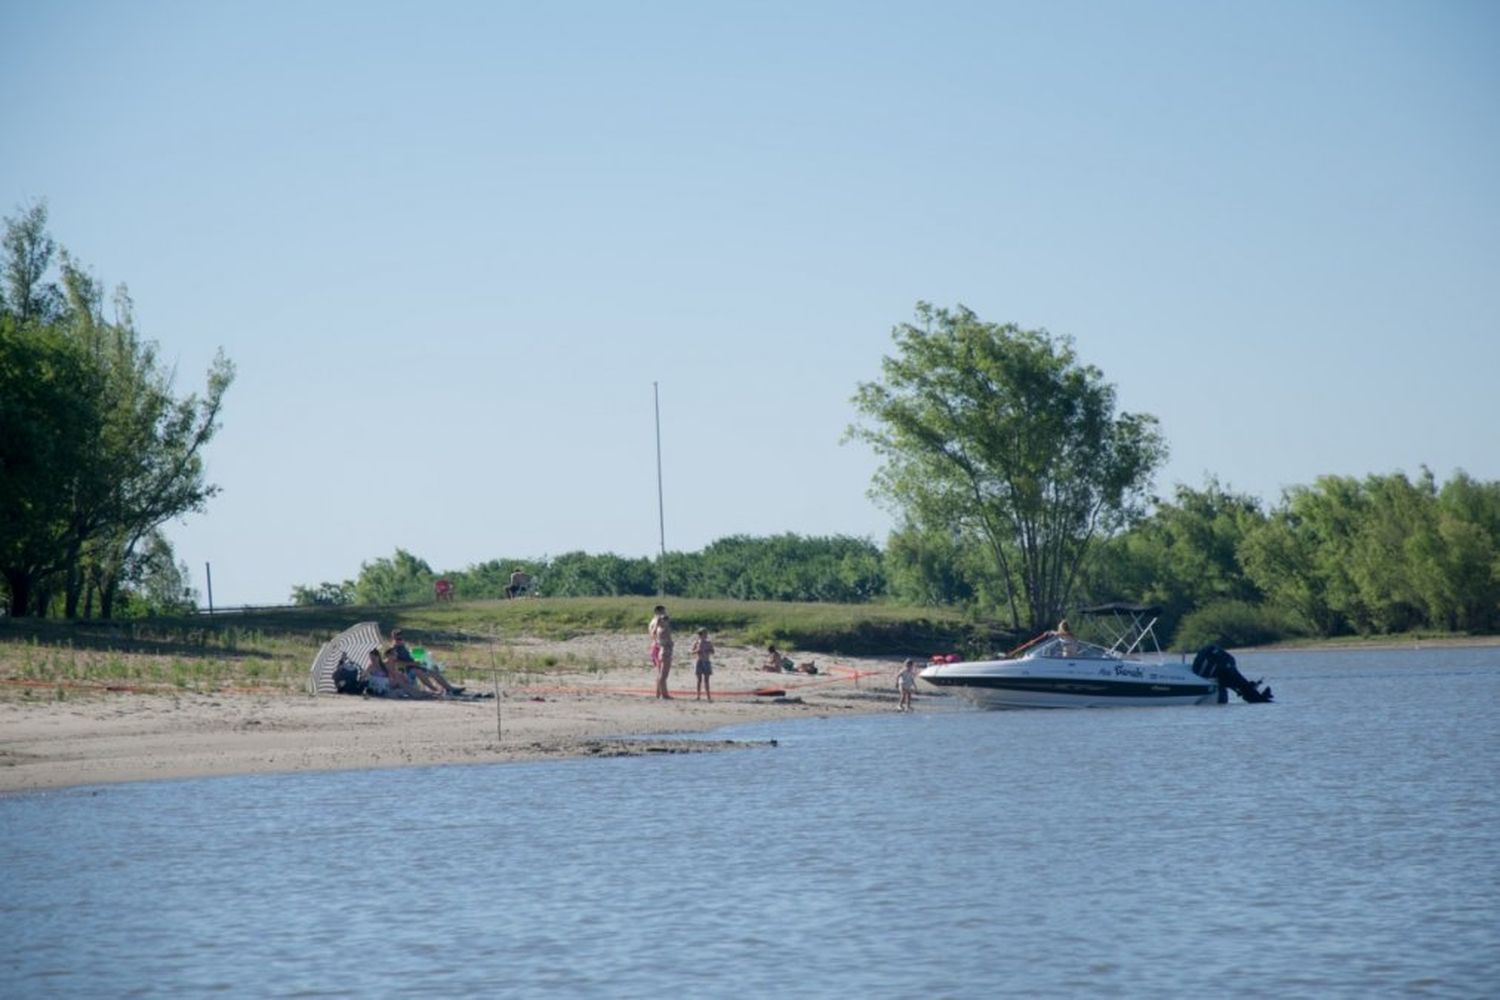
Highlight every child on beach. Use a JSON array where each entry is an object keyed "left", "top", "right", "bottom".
[
  {"left": 691, "top": 629, "right": 714, "bottom": 701},
  {"left": 896, "top": 659, "right": 918, "bottom": 712}
]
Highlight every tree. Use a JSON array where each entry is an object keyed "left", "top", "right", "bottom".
[
  {"left": 1, "top": 201, "right": 61, "bottom": 323},
  {"left": 353, "top": 548, "right": 436, "bottom": 605},
  {"left": 1089, "top": 478, "right": 1266, "bottom": 639},
  {"left": 1239, "top": 477, "right": 1363, "bottom": 636},
  {"left": 112, "top": 530, "right": 196, "bottom": 616},
  {"left": 0, "top": 202, "right": 234, "bottom": 617},
  {"left": 849, "top": 303, "right": 1166, "bottom": 631},
  {"left": 0, "top": 319, "right": 103, "bottom": 615},
  {"left": 291, "top": 580, "right": 356, "bottom": 606}
]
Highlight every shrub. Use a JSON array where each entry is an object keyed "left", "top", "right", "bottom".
[{"left": 1171, "top": 599, "right": 1307, "bottom": 651}]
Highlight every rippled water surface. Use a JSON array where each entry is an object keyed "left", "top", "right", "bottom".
[{"left": 4, "top": 646, "right": 1498, "bottom": 998}]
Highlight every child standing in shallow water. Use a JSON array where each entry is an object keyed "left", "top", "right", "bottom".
[
  {"left": 896, "top": 659, "right": 918, "bottom": 712},
  {"left": 691, "top": 629, "right": 714, "bottom": 701}
]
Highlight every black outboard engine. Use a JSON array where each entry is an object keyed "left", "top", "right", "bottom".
[{"left": 1192, "top": 645, "right": 1274, "bottom": 704}]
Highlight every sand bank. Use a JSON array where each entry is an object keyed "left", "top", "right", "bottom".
[{"left": 0, "top": 634, "right": 907, "bottom": 794}]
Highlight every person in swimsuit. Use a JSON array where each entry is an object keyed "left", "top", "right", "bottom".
[
  {"left": 653, "top": 612, "right": 675, "bottom": 699},
  {"left": 896, "top": 659, "right": 918, "bottom": 712},
  {"left": 691, "top": 628, "right": 714, "bottom": 701},
  {"left": 648, "top": 605, "right": 666, "bottom": 671}
]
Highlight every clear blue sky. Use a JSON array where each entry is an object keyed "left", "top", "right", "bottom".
[{"left": 4, "top": 1, "right": 1496, "bottom": 606}]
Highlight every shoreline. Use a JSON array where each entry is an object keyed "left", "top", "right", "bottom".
[
  {"left": 0, "top": 635, "right": 905, "bottom": 795},
  {"left": 6, "top": 631, "right": 1495, "bottom": 796}
]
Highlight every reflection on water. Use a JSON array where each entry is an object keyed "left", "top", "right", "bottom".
[{"left": 3, "top": 647, "right": 1498, "bottom": 998}]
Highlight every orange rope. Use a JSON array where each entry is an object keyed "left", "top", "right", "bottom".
[{"left": 515, "top": 662, "right": 888, "bottom": 699}]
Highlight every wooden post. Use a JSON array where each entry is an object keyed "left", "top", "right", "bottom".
[{"left": 489, "top": 630, "right": 502, "bottom": 742}]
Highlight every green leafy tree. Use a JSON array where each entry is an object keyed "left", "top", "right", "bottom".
[
  {"left": 876, "top": 523, "right": 982, "bottom": 607},
  {"left": 112, "top": 530, "right": 196, "bottom": 617},
  {"left": 0, "top": 202, "right": 234, "bottom": 618},
  {"left": 680, "top": 534, "right": 885, "bottom": 602},
  {"left": 70, "top": 284, "right": 233, "bottom": 618},
  {"left": 1, "top": 200, "right": 61, "bottom": 322},
  {"left": 1239, "top": 477, "right": 1364, "bottom": 636},
  {"left": 542, "top": 552, "right": 654, "bottom": 597},
  {"left": 1430, "top": 472, "right": 1500, "bottom": 631},
  {"left": 849, "top": 303, "right": 1166, "bottom": 631},
  {"left": 353, "top": 548, "right": 436, "bottom": 605},
  {"left": 0, "top": 319, "right": 103, "bottom": 615},
  {"left": 1089, "top": 478, "right": 1266, "bottom": 639},
  {"left": 290, "top": 581, "right": 356, "bottom": 606}
]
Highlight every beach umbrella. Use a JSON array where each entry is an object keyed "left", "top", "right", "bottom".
[{"left": 308, "top": 621, "right": 385, "bottom": 695}]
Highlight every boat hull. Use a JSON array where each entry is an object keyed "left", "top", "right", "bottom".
[{"left": 920, "top": 659, "right": 1218, "bottom": 709}]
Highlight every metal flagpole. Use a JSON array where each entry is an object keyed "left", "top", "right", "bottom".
[{"left": 654, "top": 381, "right": 666, "bottom": 596}]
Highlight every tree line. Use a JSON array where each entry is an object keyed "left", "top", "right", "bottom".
[
  {"left": 298, "top": 302, "right": 1497, "bottom": 646},
  {"left": 294, "top": 465, "right": 1500, "bottom": 647},
  {"left": 8, "top": 249, "right": 1494, "bottom": 649},
  {"left": 292, "top": 533, "right": 887, "bottom": 608},
  {"left": 0, "top": 202, "right": 234, "bottom": 618}
]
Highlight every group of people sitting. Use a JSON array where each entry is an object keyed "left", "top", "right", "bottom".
[
  {"left": 334, "top": 629, "right": 480, "bottom": 699},
  {"left": 761, "top": 645, "right": 818, "bottom": 674}
]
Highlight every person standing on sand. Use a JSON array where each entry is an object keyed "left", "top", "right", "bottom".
[
  {"left": 653, "top": 611, "right": 675, "bottom": 698},
  {"left": 896, "top": 659, "right": 918, "bottom": 712},
  {"left": 648, "top": 605, "right": 666, "bottom": 670},
  {"left": 691, "top": 628, "right": 714, "bottom": 701}
]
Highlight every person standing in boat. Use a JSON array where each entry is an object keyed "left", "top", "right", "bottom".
[
  {"left": 896, "top": 659, "right": 918, "bottom": 712},
  {"left": 1055, "top": 619, "right": 1079, "bottom": 656}
]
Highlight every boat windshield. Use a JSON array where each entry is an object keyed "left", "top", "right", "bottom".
[{"left": 1036, "top": 636, "right": 1110, "bottom": 659}]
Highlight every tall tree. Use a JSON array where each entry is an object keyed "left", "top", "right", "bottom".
[
  {"left": 1090, "top": 478, "right": 1266, "bottom": 636},
  {"left": 1, "top": 200, "right": 61, "bottom": 323},
  {"left": 0, "top": 203, "right": 234, "bottom": 617},
  {"left": 0, "top": 320, "right": 103, "bottom": 615},
  {"left": 849, "top": 303, "right": 1166, "bottom": 631}
]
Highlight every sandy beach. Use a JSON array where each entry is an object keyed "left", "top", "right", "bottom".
[{"left": 0, "top": 634, "right": 906, "bottom": 794}]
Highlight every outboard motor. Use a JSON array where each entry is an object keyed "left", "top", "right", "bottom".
[{"left": 1192, "top": 645, "right": 1274, "bottom": 704}]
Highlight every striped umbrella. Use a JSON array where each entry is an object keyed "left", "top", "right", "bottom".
[{"left": 308, "top": 621, "right": 385, "bottom": 695}]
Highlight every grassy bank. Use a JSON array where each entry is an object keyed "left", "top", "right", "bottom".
[{"left": 0, "top": 597, "right": 1006, "bottom": 700}]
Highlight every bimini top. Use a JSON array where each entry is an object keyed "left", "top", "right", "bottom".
[{"left": 1078, "top": 602, "right": 1164, "bottom": 618}]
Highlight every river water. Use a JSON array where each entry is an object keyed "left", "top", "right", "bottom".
[{"left": 2, "top": 646, "right": 1497, "bottom": 998}]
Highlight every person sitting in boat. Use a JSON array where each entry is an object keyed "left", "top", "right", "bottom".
[{"left": 1053, "top": 620, "right": 1079, "bottom": 657}]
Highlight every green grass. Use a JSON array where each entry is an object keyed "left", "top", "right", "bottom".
[{"left": 0, "top": 596, "right": 1006, "bottom": 699}]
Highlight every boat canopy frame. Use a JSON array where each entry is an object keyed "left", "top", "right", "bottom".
[{"left": 1075, "top": 604, "right": 1165, "bottom": 660}]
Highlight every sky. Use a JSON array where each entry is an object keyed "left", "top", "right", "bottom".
[{"left": 3, "top": 0, "right": 1496, "bottom": 607}]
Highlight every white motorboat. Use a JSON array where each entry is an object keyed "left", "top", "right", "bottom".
[{"left": 918, "top": 604, "right": 1273, "bottom": 709}]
